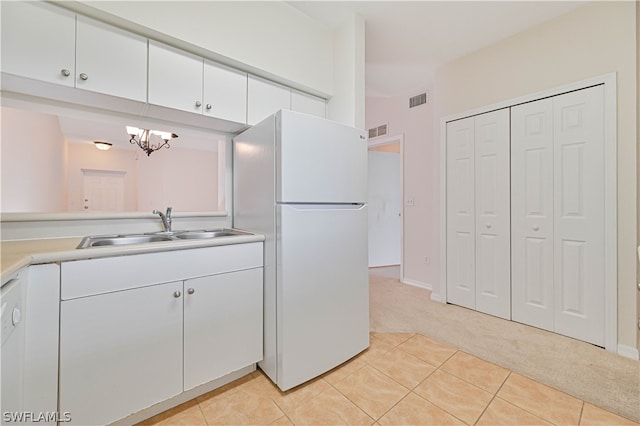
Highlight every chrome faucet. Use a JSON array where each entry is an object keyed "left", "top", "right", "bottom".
[{"left": 153, "top": 207, "right": 173, "bottom": 232}]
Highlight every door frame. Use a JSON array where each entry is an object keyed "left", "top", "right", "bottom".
[
  {"left": 438, "top": 73, "right": 618, "bottom": 354},
  {"left": 368, "top": 134, "right": 405, "bottom": 282}
]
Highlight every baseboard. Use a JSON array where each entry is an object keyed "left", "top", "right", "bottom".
[
  {"left": 617, "top": 344, "right": 640, "bottom": 360},
  {"left": 401, "top": 278, "right": 432, "bottom": 291},
  {"left": 430, "top": 292, "right": 445, "bottom": 303}
]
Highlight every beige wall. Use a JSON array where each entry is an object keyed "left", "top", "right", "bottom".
[
  {"left": 432, "top": 2, "right": 637, "bottom": 351},
  {"left": 1, "top": 108, "right": 66, "bottom": 212}
]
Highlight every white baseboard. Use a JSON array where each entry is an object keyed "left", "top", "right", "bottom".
[
  {"left": 617, "top": 344, "right": 640, "bottom": 360},
  {"left": 401, "top": 278, "right": 432, "bottom": 291},
  {"left": 430, "top": 292, "right": 445, "bottom": 303}
]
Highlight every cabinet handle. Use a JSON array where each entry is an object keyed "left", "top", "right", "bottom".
[
  {"left": 206, "top": 104, "right": 212, "bottom": 110},
  {"left": 173, "top": 291, "right": 181, "bottom": 298},
  {"left": 187, "top": 288, "right": 195, "bottom": 295},
  {"left": 79, "top": 73, "right": 88, "bottom": 81},
  {"left": 195, "top": 101, "right": 202, "bottom": 108},
  {"left": 61, "top": 69, "right": 71, "bottom": 77},
  {"left": 485, "top": 223, "right": 492, "bottom": 229},
  {"left": 532, "top": 225, "right": 540, "bottom": 231}
]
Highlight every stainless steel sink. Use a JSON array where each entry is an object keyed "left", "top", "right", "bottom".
[{"left": 76, "top": 229, "right": 251, "bottom": 249}]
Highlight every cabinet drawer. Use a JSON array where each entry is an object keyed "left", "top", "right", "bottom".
[{"left": 61, "top": 242, "right": 263, "bottom": 300}]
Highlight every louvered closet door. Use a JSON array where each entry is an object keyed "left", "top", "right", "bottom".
[
  {"left": 511, "top": 98, "right": 555, "bottom": 331},
  {"left": 474, "top": 109, "right": 511, "bottom": 319},
  {"left": 446, "top": 117, "right": 476, "bottom": 310},
  {"left": 553, "top": 86, "right": 605, "bottom": 346}
]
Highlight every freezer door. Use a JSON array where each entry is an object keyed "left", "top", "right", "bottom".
[
  {"left": 277, "top": 203, "right": 369, "bottom": 390},
  {"left": 277, "top": 110, "right": 367, "bottom": 203}
]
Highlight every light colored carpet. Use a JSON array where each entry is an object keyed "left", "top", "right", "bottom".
[{"left": 369, "top": 266, "right": 640, "bottom": 423}]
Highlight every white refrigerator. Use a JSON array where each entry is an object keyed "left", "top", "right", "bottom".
[{"left": 233, "top": 110, "right": 369, "bottom": 391}]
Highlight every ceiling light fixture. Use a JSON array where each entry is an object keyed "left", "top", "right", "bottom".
[
  {"left": 126, "top": 126, "right": 178, "bottom": 156},
  {"left": 93, "top": 141, "right": 112, "bottom": 151}
]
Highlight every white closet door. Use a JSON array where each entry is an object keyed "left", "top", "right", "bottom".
[
  {"left": 446, "top": 117, "right": 476, "bottom": 310},
  {"left": 553, "top": 85, "right": 605, "bottom": 346},
  {"left": 511, "top": 99, "right": 555, "bottom": 331},
  {"left": 474, "top": 109, "right": 511, "bottom": 319}
]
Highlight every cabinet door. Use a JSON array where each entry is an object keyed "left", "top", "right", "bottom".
[
  {"left": 247, "top": 75, "right": 291, "bottom": 125},
  {"left": 291, "top": 90, "right": 326, "bottom": 118},
  {"left": 1, "top": 1, "right": 75, "bottom": 86},
  {"left": 59, "top": 281, "right": 183, "bottom": 425},
  {"left": 474, "top": 109, "right": 511, "bottom": 319},
  {"left": 511, "top": 98, "right": 555, "bottom": 331},
  {"left": 203, "top": 60, "right": 247, "bottom": 123},
  {"left": 75, "top": 15, "right": 147, "bottom": 101},
  {"left": 149, "top": 41, "right": 204, "bottom": 113},
  {"left": 183, "top": 268, "right": 263, "bottom": 391},
  {"left": 446, "top": 116, "right": 476, "bottom": 310}
]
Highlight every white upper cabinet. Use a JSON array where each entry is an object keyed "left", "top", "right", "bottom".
[
  {"left": 1, "top": 1, "right": 76, "bottom": 87},
  {"left": 75, "top": 16, "right": 147, "bottom": 102},
  {"left": 1, "top": 2, "right": 146, "bottom": 102},
  {"left": 291, "top": 90, "right": 326, "bottom": 119},
  {"left": 203, "top": 60, "right": 248, "bottom": 124},
  {"left": 248, "top": 75, "right": 291, "bottom": 125},
  {"left": 148, "top": 41, "right": 204, "bottom": 114},
  {"left": 149, "top": 41, "right": 248, "bottom": 123}
]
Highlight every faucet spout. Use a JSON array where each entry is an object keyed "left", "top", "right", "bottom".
[{"left": 153, "top": 207, "right": 173, "bottom": 232}]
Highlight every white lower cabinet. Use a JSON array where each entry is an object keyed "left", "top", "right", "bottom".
[{"left": 59, "top": 243, "right": 263, "bottom": 425}]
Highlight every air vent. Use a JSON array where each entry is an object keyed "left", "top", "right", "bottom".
[
  {"left": 409, "top": 92, "right": 428, "bottom": 108},
  {"left": 368, "top": 123, "right": 388, "bottom": 139}
]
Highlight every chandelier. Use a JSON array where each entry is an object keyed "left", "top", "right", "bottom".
[{"left": 126, "top": 126, "right": 178, "bottom": 156}]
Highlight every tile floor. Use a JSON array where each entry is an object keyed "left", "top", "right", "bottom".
[{"left": 140, "top": 332, "right": 637, "bottom": 426}]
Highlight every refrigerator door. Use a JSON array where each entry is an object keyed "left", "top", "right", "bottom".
[
  {"left": 277, "top": 203, "right": 369, "bottom": 391},
  {"left": 277, "top": 110, "right": 368, "bottom": 204}
]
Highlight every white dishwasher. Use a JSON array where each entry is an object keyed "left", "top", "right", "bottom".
[{"left": 1, "top": 272, "right": 26, "bottom": 419}]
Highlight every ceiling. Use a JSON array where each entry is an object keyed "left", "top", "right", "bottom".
[{"left": 286, "top": 1, "right": 587, "bottom": 98}]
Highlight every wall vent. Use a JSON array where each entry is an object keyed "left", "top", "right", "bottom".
[
  {"left": 368, "top": 124, "right": 388, "bottom": 139},
  {"left": 409, "top": 92, "right": 428, "bottom": 108}
]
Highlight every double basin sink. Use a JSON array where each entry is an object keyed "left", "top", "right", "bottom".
[{"left": 77, "top": 229, "right": 251, "bottom": 249}]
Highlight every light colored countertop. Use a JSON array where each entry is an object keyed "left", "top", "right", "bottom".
[{"left": 1, "top": 233, "right": 265, "bottom": 284}]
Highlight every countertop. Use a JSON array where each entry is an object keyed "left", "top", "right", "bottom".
[{"left": 1, "top": 232, "right": 265, "bottom": 284}]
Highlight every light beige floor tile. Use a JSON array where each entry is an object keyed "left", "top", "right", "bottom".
[
  {"left": 200, "top": 388, "right": 284, "bottom": 425},
  {"left": 195, "top": 371, "right": 259, "bottom": 406},
  {"left": 397, "top": 334, "right": 457, "bottom": 367},
  {"left": 271, "top": 376, "right": 332, "bottom": 415},
  {"left": 580, "top": 403, "right": 639, "bottom": 425},
  {"left": 323, "top": 354, "right": 368, "bottom": 385},
  {"left": 378, "top": 392, "right": 466, "bottom": 425},
  {"left": 270, "top": 415, "right": 295, "bottom": 425},
  {"left": 333, "top": 365, "right": 409, "bottom": 420},
  {"left": 477, "top": 397, "right": 553, "bottom": 425},
  {"left": 370, "top": 332, "right": 415, "bottom": 348},
  {"left": 440, "top": 351, "right": 510, "bottom": 394},
  {"left": 365, "top": 347, "right": 436, "bottom": 389},
  {"left": 497, "top": 373, "right": 583, "bottom": 425},
  {"left": 413, "top": 369, "right": 493, "bottom": 425},
  {"left": 139, "top": 400, "right": 206, "bottom": 425},
  {"left": 287, "top": 386, "right": 374, "bottom": 425}
]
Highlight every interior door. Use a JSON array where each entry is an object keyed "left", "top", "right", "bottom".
[
  {"left": 511, "top": 98, "right": 555, "bottom": 331},
  {"left": 446, "top": 117, "right": 476, "bottom": 310},
  {"left": 552, "top": 85, "right": 605, "bottom": 346},
  {"left": 82, "top": 170, "right": 125, "bottom": 212},
  {"left": 474, "top": 109, "right": 511, "bottom": 319}
]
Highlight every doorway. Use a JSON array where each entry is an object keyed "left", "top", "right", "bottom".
[
  {"left": 367, "top": 134, "right": 404, "bottom": 278},
  {"left": 82, "top": 169, "right": 126, "bottom": 212}
]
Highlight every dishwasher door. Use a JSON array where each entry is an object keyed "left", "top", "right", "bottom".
[{"left": 1, "top": 273, "right": 26, "bottom": 417}]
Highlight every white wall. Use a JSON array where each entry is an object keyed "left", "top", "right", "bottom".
[
  {"left": 366, "top": 91, "right": 434, "bottom": 286},
  {"left": 1, "top": 108, "right": 66, "bottom": 212},
  {"left": 431, "top": 2, "right": 637, "bottom": 351}
]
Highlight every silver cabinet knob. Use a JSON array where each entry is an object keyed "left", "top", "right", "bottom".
[
  {"left": 195, "top": 101, "right": 202, "bottom": 107},
  {"left": 206, "top": 104, "right": 212, "bottom": 110},
  {"left": 61, "top": 69, "right": 71, "bottom": 77},
  {"left": 187, "top": 288, "right": 195, "bottom": 295},
  {"left": 532, "top": 225, "right": 540, "bottom": 231},
  {"left": 173, "top": 291, "right": 181, "bottom": 298},
  {"left": 79, "top": 73, "right": 88, "bottom": 81},
  {"left": 486, "top": 223, "right": 492, "bottom": 229}
]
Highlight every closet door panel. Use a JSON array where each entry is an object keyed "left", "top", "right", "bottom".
[
  {"left": 446, "top": 117, "right": 475, "bottom": 310},
  {"left": 511, "top": 99, "right": 554, "bottom": 331},
  {"left": 474, "top": 109, "right": 511, "bottom": 319},
  {"left": 553, "top": 85, "right": 605, "bottom": 346}
]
